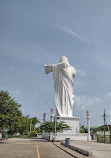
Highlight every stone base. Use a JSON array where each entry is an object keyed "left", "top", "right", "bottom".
[
  {"left": 42, "top": 116, "right": 91, "bottom": 141},
  {"left": 56, "top": 116, "right": 80, "bottom": 134}
]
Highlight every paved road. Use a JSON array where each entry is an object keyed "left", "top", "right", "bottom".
[{"left": 0, "top": 138, "right": 74, "bottom": 158}]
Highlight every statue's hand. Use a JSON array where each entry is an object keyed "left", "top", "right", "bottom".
[{"left": 73, "top": 73, "right": 76, "bottom": 77}]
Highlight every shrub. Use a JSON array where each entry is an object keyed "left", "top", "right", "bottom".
[{"left": 30, "top": 131, "right": 37, "bottom": 137}]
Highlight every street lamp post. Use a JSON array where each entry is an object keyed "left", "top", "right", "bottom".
[
  {"left": 54, "top": 116, "right": 60, "bottom": 142},
  {"left": 86, "top": 110, "right": 91, "bottom": 141}
]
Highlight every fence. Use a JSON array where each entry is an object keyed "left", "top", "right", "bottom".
[{"left": 97, "top": 134, "right": 111, "bottom": 143}]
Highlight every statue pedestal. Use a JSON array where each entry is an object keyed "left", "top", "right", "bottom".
[
  {"left": 42, "top": 116, "right": 89, "bottom": 141},
  {"left": 54, "top": 116, "right": 89, "bottom": 140},
  {"left": 57, "top": 116, "right": 80, "bottom": 134}
]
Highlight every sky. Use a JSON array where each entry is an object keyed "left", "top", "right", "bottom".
[{"left": 0, "top": 0, "right": 111, "bottom": 126}]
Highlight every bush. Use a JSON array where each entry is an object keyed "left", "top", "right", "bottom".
[{"left": 30, "top": 131, "right": 37, "bottom": 137}]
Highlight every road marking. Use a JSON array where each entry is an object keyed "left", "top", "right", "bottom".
[{"left": 37, "top": 146, "right": 40, "bottom": 158}]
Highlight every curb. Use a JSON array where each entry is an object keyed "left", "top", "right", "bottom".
[
  {"left": 53, "top": 142, "right": 78, "bottom": 158},
  {"left": 61, "top": 142, "right": 93, "bottom": 156}
]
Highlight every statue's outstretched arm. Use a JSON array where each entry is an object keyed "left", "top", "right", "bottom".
[
  {"left": 73, "top": 67, "right": 76, "bottom": 78},
  {"left": 44, "top": 65, "right": 53, "bottom": 74}
]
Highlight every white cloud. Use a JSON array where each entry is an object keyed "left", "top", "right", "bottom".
[
  {"left": 74, "top": 95, "right": 103, "bottom": 125},
  {"left": 77, "top": 69, "right": 86, "bottom": 76},
  {"left": 62, "top": 27, "right": 90, "bottom": 43},
  {"left": 74, "top": 92, "right": 111, "bottom": 124},
  {"left": 75, "top": 95, "right": 101, "bottom": 110},
  {"left": 107, "top": 92, "right": 111, "bottom": 98},
  {"left": 48, "top": 23, "right": 90, "bottom": 43}
]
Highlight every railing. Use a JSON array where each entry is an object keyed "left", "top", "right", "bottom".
[
  {"left": 56, "top": 133, "right": 88, "bottom": 136},
  {"left": 97, "top": 134, "right": 111, "bottom": 143}
]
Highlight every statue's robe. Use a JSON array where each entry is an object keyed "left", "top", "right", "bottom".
[{"left": 44, "top": 63, "right": 76, "bottom": 117}]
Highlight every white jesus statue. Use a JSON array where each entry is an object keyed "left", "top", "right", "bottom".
[{"left": 44, "top": 56, "right": 76, "bottom": 117}]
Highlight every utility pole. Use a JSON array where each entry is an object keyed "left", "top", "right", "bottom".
[
  {"left": 43, "top": 113, "right": 46, "bottom": 123},
  {"left": 103, "top": 109, "right": 106, "bottom": 143}
]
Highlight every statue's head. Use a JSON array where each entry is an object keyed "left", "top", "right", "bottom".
[{"left": 60, "top": 56, "right": 70, "bottom": 65}]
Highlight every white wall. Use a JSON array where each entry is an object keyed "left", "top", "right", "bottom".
[{"left": 42, "top": 132, "right": 89, "bottom": 141}]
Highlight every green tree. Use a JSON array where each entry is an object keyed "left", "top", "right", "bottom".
[
  {"left": 0, "top": 90, "right": 40, "bottom": 136},
  {"left": 37, "top": 121, "right": 71, "bottom": 134},
  {"left": 19, "top": 116, "right": 40, "bottom": 135},
  {"left": 29, "top": 117, "right": 40, "bottom": 131},
  {"left": 18, "top": 116, "right": 30, "bottom": 135},
  {"left": 0, "top": 90, "right": 22, "bottom": 134}
]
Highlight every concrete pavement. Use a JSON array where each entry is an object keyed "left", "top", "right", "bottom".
[
  {"left": 1, "top": 138, "right": 109, "bottom": 158},
  {"left": 0, "top": 138, "right": 76, "bottom": 158},
  {"left": 53, "top": 142, "right": 95, "bottom": 158},
  {"left": 0, "top": 138, "right": 37, "bottom": 158},
  {"left": 67, "top": 141, "right": 111, "bottom": 158}
]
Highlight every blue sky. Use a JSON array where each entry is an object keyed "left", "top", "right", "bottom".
[{"left": 0, "top": 0, "right": 111, "bottom": 125}]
